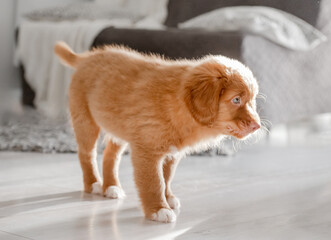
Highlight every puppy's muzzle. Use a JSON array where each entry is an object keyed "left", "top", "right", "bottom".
[{"left": 249, "top": 121, "right": 260, "bottom": 132}]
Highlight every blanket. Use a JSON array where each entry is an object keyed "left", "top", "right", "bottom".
[{"left": 17, "top": 19, "right": 131, "bottom": 117}]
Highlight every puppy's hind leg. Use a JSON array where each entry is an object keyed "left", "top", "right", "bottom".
[
  {"left": 70, "top": 96, "right": 102, "bottom": 195},
  {"left": 102, "top": 139, "right": 127, "bottom": 199}
]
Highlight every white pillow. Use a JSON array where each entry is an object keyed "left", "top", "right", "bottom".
[
  {"left": 94, "top": 0, "right": 168, "bottom": 24},
  {"left": 25, "top": 2, "right": 143, "bottom": 22},
  {"left": 94, "top": 0, "right": 114, "bottom": 4},
  {"left": 179, "top": 6, "right": 327, "bottom": 51},
  {"left": 134, "top": 17, "right": 166, "bottom": 30}
]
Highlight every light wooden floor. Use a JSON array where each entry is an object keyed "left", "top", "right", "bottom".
[{"left": 1, "top": 124, "right": 331, "bottom": 239}]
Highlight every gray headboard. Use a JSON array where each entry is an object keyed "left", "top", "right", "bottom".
[{"left": 165, "top": 0, "right": 321, "bottom": 27}]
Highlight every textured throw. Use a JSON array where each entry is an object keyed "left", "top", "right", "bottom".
[
  {"left": 0, "top": 108, "right": 235, "bottom": 155},
  {"left": 0, "top": 108, "right": 77, "bottom": 153},
  {"left": 16, "top": 19, "right": 132, "bottom": 118}
]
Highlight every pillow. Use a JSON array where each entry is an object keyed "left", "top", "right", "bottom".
[
  {"left": 94, "top": 0, "right": 114, "bottom": 4},
  {"left": 24, "top": 2, "right": 143, "bottom": 22},
  {"left": 94, "top": 0, "right": 168, "bottom": 24},
  {"left": 179, "top": 6, "right": 327, "bottom": 51},
  {"left": 134, "top": 17, "right": 166, "bottom": 30}
]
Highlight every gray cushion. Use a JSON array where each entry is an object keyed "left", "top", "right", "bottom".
[{"left": 92, "top": 27, "right": 242, "bottom": 60}]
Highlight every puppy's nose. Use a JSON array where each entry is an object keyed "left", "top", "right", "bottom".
[{"left": 249, "top": 121, "right": 260, "bottom": 131}]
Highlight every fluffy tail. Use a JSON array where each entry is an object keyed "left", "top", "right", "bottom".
[{"left": 54, "top": 41, "right": 80, "bottom": 68}]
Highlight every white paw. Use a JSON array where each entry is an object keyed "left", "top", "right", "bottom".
[
  {"left": 91, "top": 182, "right": 103, "bottom": 195},
  {"left": 167, "top": 196, "right": 181, "bottom": 210},
  {"left": 151, "top": 208, "right": 176, "bottom": 223},
  {"left": 104, "top": 186, "right": 125, "bottom": 199}
]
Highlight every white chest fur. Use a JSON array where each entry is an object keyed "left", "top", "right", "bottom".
[{"left": 167, "top": 135, "right": 226, "bottom": 159}]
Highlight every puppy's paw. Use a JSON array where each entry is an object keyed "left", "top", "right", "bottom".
[
  {"left": 91, "top": 182, "right": 103, "bottom": 195},
  {"left": 167, "top": 196, "right": 181, "bottom": 210},
  {"left": 104, "top": 186, "right": 125, "bottom": 199},
  {"left": 150, "top": 208, "right": 176, "bottom": 223}
]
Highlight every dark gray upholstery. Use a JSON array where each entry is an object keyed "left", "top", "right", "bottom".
[{"left": 92, "top": 28, "right": 242, "bottom": 60}]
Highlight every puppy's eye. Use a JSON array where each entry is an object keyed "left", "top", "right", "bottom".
[{"left": 232, "top": 97, "right": 241, "bottom": 105}]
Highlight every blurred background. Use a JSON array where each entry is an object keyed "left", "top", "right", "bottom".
[{"left": 0, "top": 0, "right": 331, "bottom": 239}]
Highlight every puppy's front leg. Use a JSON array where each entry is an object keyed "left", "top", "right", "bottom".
[
  {"left": 131, "top": 147, "right": 176, "bottom": 223},
  {"left": 163, "top": 156, "right": 181, "bottom": 211}
]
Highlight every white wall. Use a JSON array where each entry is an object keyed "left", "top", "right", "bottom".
[
  {"left": 0, "top": 0, "right": 18, "bottom": 90},
  {"left": 0, "top": 0, "right": 19, "bottom": 117}
]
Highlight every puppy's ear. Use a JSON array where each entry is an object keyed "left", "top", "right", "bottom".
[{"left": 184, "top": 61, "right": 228, "bottom": 126}]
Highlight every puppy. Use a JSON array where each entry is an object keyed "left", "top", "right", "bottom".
[{"left": 54, "top": 42, "right": 260, "bottom": 223}]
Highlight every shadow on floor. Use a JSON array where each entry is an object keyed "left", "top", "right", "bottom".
[{"left": 0, "top": 191, "right": 108, "bottom": 217}]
